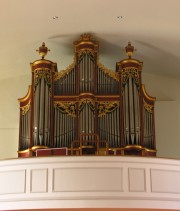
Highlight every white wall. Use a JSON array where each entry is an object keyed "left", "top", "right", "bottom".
[
  {"left": 0, "top": 72, "right": 179, "bottom": 159},
  {"left": 0, "top": 74, "right": 30, "bottom": 159},
  {"left": 143, "top": 73, "right": 180, "bottom": 158}
]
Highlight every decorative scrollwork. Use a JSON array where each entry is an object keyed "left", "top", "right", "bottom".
[
  {"left": 54, "top": 102, "right": 76, "bottom": 117},
  {"left": 74, "top": 34, "right": 99, "bottom": 53},
  {"left": 98, "top": 102, "right": 119, "bottom": 117},
  {"left": 121, "top": 67, "right": 140, "bottom": 86},
  {"left": 33, "top": 68, "right": 52, "bottom": 89},
  {"left": 79, "top": 98, "right": 95, "bottom": 111},
  {"left": 144, "top": 101, "right": 153, "bottom": 113},
  {"left": 78, "top": 49, "right": 95, "bottom": 57},
  {"left": 21, "top": 102, "right": 31, "bottom": 115},
  {"left": 75, "top": 34, "right": 96, "bottom": 43}
]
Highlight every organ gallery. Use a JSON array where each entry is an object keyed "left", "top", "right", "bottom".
[{"left": 18, "top": 34, "right": 156, "bottom": 157}]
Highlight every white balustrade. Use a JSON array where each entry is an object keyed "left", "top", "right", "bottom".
[{"left": 0, "top": 156, "right": 180, "bottom": 210}]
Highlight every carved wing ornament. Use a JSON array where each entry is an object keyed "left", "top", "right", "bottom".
[
  {"left": 54, "top": 62, "right": 76, "bottom": 81},
  {"left": 121, "top": 67, "right": 140, "bottom": 86},
  {"left": 20, "top": 102, "right": 31, "bottom": 115},
  {"left": 144, "top": 101, "right": 154, "bottom": 113},
  {"left": 98, "top": 62, "right": 119, "bottom": 81},
  {"left": 98, "top": 102, "right": 119, "bottom": 117},
  {"left": 54, "top": 61, "right": 119, "bottom": 83},
  {"left": 54, "top": 101, "right": 76, "bottom": 117}
]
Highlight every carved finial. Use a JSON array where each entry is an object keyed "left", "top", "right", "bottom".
[
  {"left": 36, "top": 42, "right": 50, "bottom": 59},
  {"left": 125, "top": 42, "right": 136, "bottom": 59},
  {"left": 80, "top": 34, "right": 93, "bottom": 41}
]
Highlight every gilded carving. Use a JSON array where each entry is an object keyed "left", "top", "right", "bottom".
[
  {"left": 78, "top": 49, "right": 95, "bottom": 57},
  {"left": 142, "top": 84, "right": 156, "bottom": 101},
  {"left": 121, "top": 67, "right": 139, "bottom": 85},
  {"left": 54, "top": 62, "right": 75, "bottom": 81},
  {"left": 33, "top": 68, "right": 52, "bottom": 88},
  {"left": 21, "top": 102, "right": 31, "bottom": 115},
  {"left": 79, "top": 98, "right": 95, "bottom": 104},
  {"left": 73, "top": 34, "right": 99, "bottom": 54},
  {"left": 54, "top": 101, "right": 76, "bottom": 117},
  {"left": 144, "top": 101, "right": 153, "bottom": 113},
  {"left": 75, "top": 34, "right": 96, "bottom": 42},
  {"left": 98, "top": 102, "right": 119, "bottom": 117},
  {"left": 36, "top": 42, "right": 50, "bottom": 59},
  {"left": 79, "top": 98, "right": 95, "bottom": 111}
]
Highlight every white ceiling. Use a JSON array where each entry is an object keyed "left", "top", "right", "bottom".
[{"left": 1, "top": 0, "right": 180, "bottom": 80}]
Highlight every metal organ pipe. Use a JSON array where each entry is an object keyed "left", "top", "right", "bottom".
[
  {"left": 38, "top": 78, "right": 43, "bottom": 145},
  {"left": 54, "top": 107, "right": 75, "bottom": 148},
  {"left": 54, "top": 66, "right": 76, "bottom": 95},
  {"left": 143, "top": 105, "right": 154, "bottom": 149},
  {"left": 33, "top": 80, "right": 39, "bottom": 146},
  {"left": 123, "top": 83, "right": 129, "bottom": 145},
  {"left": 125, "top": 82, "right": 129, "bottom": 145},
  {"left": 78, "top": 52, "right": 95, "bottom": 93},
  {"left": 131, "top": 78, "right": 136, "bottom": 144},
  {"left": 73, "top": 67, "right": 76, "bottom": 94},
  {"left": 56, "top": 109, "right": 59, "bottom": 147},
  {"left": 122, "top": 75, "right": 141, "bottom": 146},
  {"left": 58, "top": 111, "right": 62, "bottom": 147},
  {"left": 150, "top": 113, "right": 153, "bottom": 148},
  {"left": 26, "top": 111, "right": 29, "bottom": 148},
  {"left": 85, "top": 104, "right": 88, "bottom": 138},
  {"left": 46, "top": 84, "right": 50, "bottom": 146},
  {"left": 22, "top": 115, "right": 25, "bottom": 148},
  {"left": 83, "top": 55, "right": 85, "bottom": 92},
  {"left": 148, "top": 112, "right": 150, "bottom": 148},
  {"left": 64, "top": 113, "right": 66, "bottom": 147},
  {"left": 22, "top": 115, "right": 25, "bottom": 149},
  {"left": 108, "top": 113, "right": 112, "bottom": 147},
  {"left": 54, "top": 109, "right": 56, "bottom": 147},
  {"left": 98, "top": 106, "right": 120, "bottom": 148},
  {"left": 62, "top": 113, "right": 65, "bottom": 146},
  {"left": 33, "top": 72, "right": 52, "bottom": 147},
  {"left": 97, "top": 67, "right": 119, "bottom": 95},
  {"left": 85, "top": 53, "right": 87, "bottom": 92},
  {"left": 58, "top": 111, "right": 61, "bottom": 147},
  {"left": 116, "top": 108, "right": 120, "bottom": 147},
  {"left": 65, "top": 113, "right": 68, "bottom": 147},
  {"left": 37, "top": 79, "right": 41, "bottom": 145},
  {"left": 129, "top": 78, "right": 134, "bottom": 144},
  {"left": 135, "top": 87, "right": 140, "bottom": 145},
  {"left": 20, "top": 106, "right": 31, "bottom": 150}
]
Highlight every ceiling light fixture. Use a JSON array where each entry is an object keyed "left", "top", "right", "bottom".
[{"left": 53, "top": 16, "right": 59, "bottom": 20}]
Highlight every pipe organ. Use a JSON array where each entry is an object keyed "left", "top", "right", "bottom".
[{"left": 18, "top": 34, "right": 156, "bottom": 157}]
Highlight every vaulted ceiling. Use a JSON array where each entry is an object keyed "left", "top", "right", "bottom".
[{"left": 1, "top": 0, "right": 180, "bottom": 80}]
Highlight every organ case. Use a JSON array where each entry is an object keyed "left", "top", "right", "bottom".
[{"left": 18, "top": 34, "right": 156, "bottom": 157}]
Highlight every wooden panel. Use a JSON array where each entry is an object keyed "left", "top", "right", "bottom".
[
  {"left": 0, "top": 170, "right": 25, "bottom": 194},
  {"left": 53, "top": 167, "right": 123, "bottom": 192},
  {"left": 151, "top": 169, "right": 180, "bottom": 193},
  {"left": 30, "top": 169, "right": 48, "bottom": 193},
  {"left": 129, "top": 168, "right": 146, "bottom": 192}
]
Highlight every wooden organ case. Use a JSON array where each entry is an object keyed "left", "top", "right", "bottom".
[{"left": 18, "top": 34, "right": 156, "bottom": 157}]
